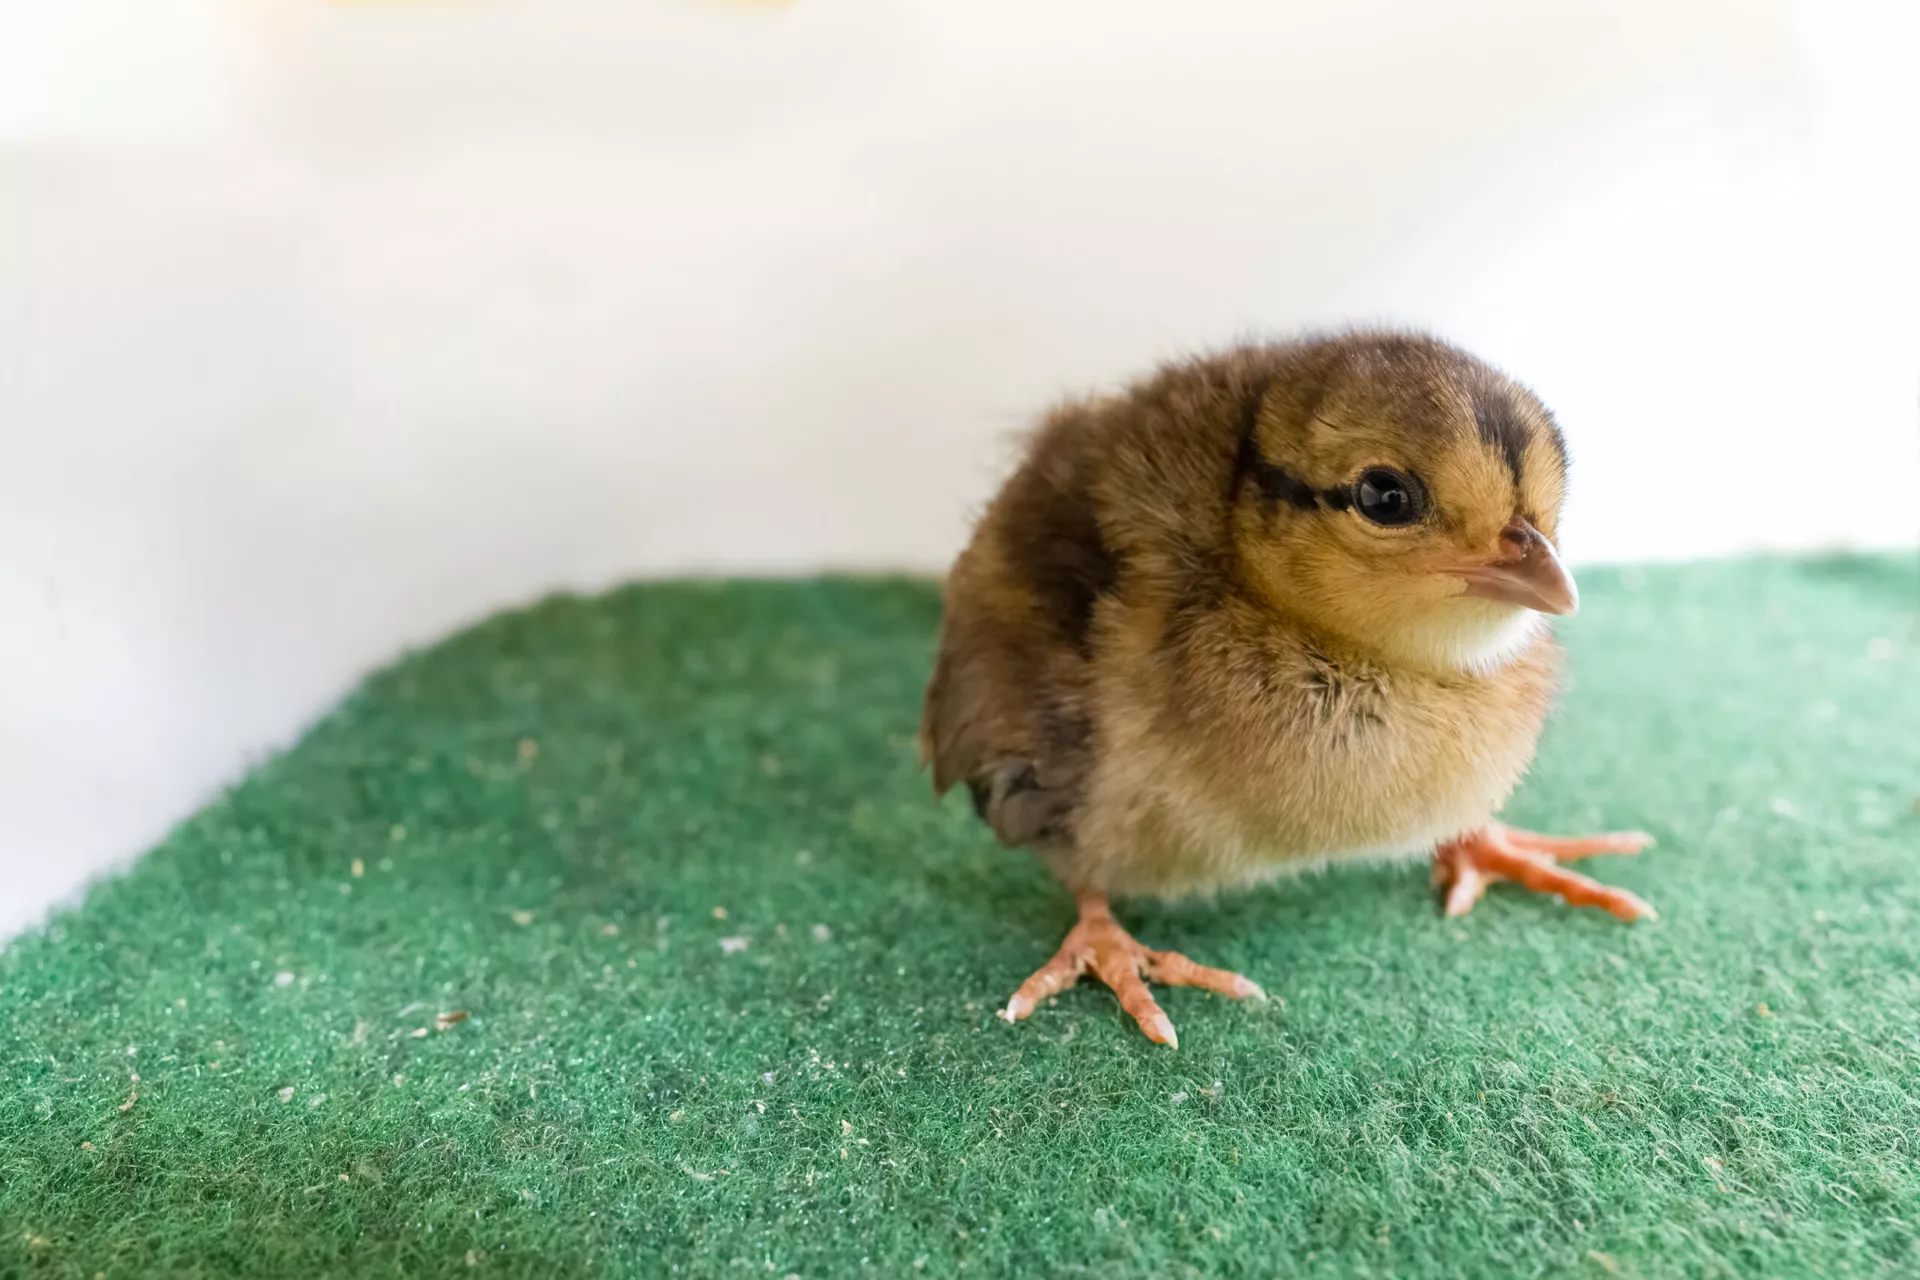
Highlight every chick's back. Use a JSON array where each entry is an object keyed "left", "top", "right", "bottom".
[{"left": 921, "top": 346, "right": 1265, "bottom": 858}]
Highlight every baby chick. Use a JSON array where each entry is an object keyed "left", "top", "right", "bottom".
[{"left": 921, "top": 331, "right": 1654, "bottom": 1047}]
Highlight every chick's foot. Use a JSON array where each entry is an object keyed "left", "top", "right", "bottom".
[
  {"left": 1001, "top": 891, "right": 1265, "bottom": 1047},
  {"left": 1434, "top": 821, "right": 1655, "bottom": 922}
]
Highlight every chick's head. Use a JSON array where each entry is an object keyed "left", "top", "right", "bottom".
[{"left": 1232, "top": 333, "right": 1575, "bottom": 675}]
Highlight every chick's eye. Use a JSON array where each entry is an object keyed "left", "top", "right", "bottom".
[{"left": 1353, "top": 467, "right": 1425, "bottom": 527}]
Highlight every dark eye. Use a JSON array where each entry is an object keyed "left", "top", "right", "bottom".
[{"left": 1352, "top": 467, "right": 1426, "bottom": 527}]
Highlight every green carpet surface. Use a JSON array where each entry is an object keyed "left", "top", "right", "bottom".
[{"left": 4, "top": 556, "right": 1918, "bottom": 1279}]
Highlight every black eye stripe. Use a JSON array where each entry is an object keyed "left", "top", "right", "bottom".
[
  {"left": 1241, "top": 455, "right": 1429, "bottom": 528},
  {"left": 1250, "top": 462, "right": 1353, "bottom": 512},
  {"left": 1252, "top": 462, "right": 1319, "bottom": 510}
]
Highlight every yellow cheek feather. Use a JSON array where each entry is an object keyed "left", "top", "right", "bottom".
[
  {"left": 1519, "top": 436, "right": 1569, "bottom": 537},
  {"left": 1427, "top": 442, "right": 1527, "bottom": 553}
]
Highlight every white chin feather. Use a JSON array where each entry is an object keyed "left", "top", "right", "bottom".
[{"left": 1444, "top": 607, "right": 1547, "bottom": 675}]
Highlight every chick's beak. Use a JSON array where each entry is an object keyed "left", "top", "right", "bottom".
[{"left": 1450, "top": 516, "right": 1578, "bottom": 616}]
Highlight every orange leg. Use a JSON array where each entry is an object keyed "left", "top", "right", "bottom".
[
  {"left": 1433, "top": 821, "right": 1656, "bottom": 922},
  {"left": 1002, "top": 891, "right": 1265, "bottom": 1047}
]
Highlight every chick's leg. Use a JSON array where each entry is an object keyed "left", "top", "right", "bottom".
[
  {"left": 1001, "top": 891, "right": 1265, "bottom": 1047},
  {"left": 1433, "top": 822, "right": 1656, "bottom": 922}
]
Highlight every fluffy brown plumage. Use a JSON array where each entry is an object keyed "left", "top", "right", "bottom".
[{"left": 922, "top": 330, "right": 1653, "bottom": 1047}]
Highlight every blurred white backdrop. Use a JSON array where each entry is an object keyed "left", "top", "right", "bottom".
[{"left": 3, "top": 0, "right": 1917, "bottom": 939}]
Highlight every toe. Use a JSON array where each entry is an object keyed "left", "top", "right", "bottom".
[
  {"left": 1144, "top": 950, "right": 1266, "bottom": 1001},
  {"left": 1598, "top": 886, "right": 1659, "bottom": 923},
  {"left": 1489, "top": 850, "right": 1655, "bottom": 922},
  {"left": 1003, "top": 948, "right": 1084, "bottom": 1022},
  {"left": 1501, "top": 828, "right": 1655, "bottom": 859},
  {"left": 1094, "top": 953, "right": 1178, "bottom": 1048},
  {"left": 1442, "top": 864, "right": 1490, "bottom": 917}
]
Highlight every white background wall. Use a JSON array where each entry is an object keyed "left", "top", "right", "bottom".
[{"left": 3, "top": 0, "right": 1916, "bottom": 940}]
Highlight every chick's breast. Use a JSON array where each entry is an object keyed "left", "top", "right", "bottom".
[{"left": 1072, "top": 596, "right": 1560, "bottom": 897}]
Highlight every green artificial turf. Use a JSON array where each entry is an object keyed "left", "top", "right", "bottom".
[{"left": 4, "top": 557, "right": 1919, "bottom": 1279}]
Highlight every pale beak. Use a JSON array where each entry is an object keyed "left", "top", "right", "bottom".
[{"left": 1450, "top": 516, "right": 1579, "bottom": 616}]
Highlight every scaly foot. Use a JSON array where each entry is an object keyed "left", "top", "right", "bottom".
[
  {"left": 1434, "top": 821, "right": 1656, "bottom": 922},
  {"left": 1001, "top": 891, "right": 1265, "bottom": 1047}
]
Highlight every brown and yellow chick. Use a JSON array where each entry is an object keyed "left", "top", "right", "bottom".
[{"left": 921, "top": 331, "right": 1654, "bottom": 1047}]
